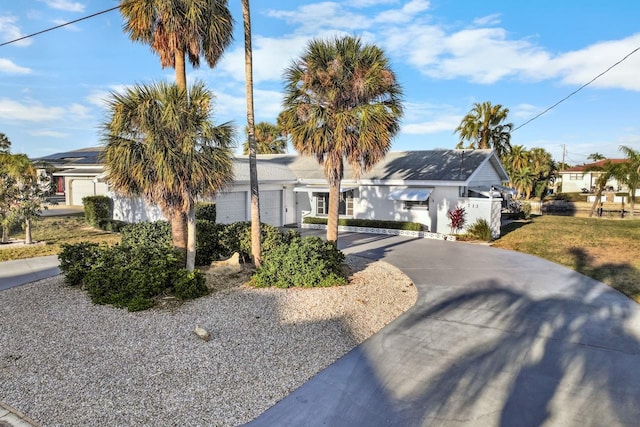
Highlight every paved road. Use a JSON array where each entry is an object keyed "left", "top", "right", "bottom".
[{"left": 248, "top": 232, "right": 640, "bottom": 426}]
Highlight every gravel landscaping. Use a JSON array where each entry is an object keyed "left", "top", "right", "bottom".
[{"left": 0, "top": 255, "right": 416, "bottom": 426}]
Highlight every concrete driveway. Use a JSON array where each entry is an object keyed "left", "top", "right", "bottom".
[{"left": 248, "top": 232, "right": 640, "bottom": 426}]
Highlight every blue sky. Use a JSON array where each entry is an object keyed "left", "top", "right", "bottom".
[{"left": 1, "top": 0, "right": 639, "bottom": 165}]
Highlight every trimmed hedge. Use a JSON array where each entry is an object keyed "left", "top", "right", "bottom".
[
  {"left": 83, "top": 196, "right": 111, "bottom": 227},
  {"left": 303, "top": 216, "right": 424, "bottom": 231},
  {"left": 251, "top": 236, "right": 347, "bottom": 288},
  {"left": 218, "top": 221, "right": 299, "bottom": 262},
  {"left": 195, "top": 202, "right": 216, "bottom": 222}
]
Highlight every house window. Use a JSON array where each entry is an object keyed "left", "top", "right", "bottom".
[
  {"left": 316, "top": 191, "right": 354, "bottom": 216},
  {"left": 404, "top": 200, "right": 429, "bottom": 210},
  {"left": 569, "top": 173, "right": 583, "bottom": 180}
]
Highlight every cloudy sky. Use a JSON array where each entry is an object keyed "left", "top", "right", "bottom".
[{"left": 1, "top": 0, "right": 639, "bottom": 165}]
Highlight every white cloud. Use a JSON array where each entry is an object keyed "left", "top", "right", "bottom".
[
  {"left": 473, "top": 13, "right": 501, "bottom": 26},
  {"left": 0, "top": 58, "right": 32, "bottom": 74},
  {"left": 0, "top": 15, "right": 31, "bottom": 47},
  {"left": 0, "top": 98, "right": 90, "bottom": 122},
  {"left": 38, "top": 0, "right": 85, "bottom": 13},
  {"left": 512, "top": 103, "right": 543, "bottom": 120},
  {"left": 401, "top": 102, "right": 462, "bottom": 135},
  {"left": 374, "top": 0, "right": 430, "bottom": 24},
  {"left": 30, "top": 130, "right": 68, "bottom": 138}
]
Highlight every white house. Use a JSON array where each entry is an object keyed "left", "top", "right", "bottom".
[
  {"left": 558, "top": 159, "right": 626, "bottom": 193},
  {"left": 36, "top": 148, "right": 511, "bottom": 238}
]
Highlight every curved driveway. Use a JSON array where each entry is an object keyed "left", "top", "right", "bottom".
[{"left": 249, "top": 232, "right": 640, "bottom": 426}]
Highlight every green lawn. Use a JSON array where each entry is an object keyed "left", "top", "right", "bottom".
[
  {"left": 493, "top": 215, "right": 640, "bottom": 303},
  {"left": 0, "top": 215, "right": 120, "bottom": 261}
]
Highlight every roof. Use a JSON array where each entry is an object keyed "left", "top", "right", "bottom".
[
  {"left": 37, "top": 147, "right": 507, "bottom": 185},
  {"left": 251, "top": 149, "right": 506, "bottom": 183},
  {"left": 561, "top": 159, "right": 627, "bottom": 173}
]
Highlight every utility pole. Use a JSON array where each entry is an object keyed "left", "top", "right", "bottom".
[{"left": 561, "top": 144, "right": 566, "bottom": 171}]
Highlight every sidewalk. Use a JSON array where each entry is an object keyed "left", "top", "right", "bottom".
[{"left": 0, "top": 256, "right": 60, "bottom": 291}]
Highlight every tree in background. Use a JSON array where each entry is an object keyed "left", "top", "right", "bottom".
[
  {"left": 587, "top": 160, "right": 622, "bottom": 217},
  {"left": 281, "top": 36, "right": 403, "bottom": 243},
  {"left": 101, "top": 81, "right": 234, "bottom": 270},
  {"left": 588, "top": 152, "right": 606, "bottom": 162},
  {"left": 455, "top": 101, "right": 513, "bottom": 159},
  {"left": 0, "top": 133, "right": 10, "bottom": 153},
  {"left": 504, "top": 146, "right": 556, "bottom": 199},
  {"left": 0, "top": 135, "right": 17, "bottom": 242},
  {"left": 242, "top": 122, "right": 287, "bottom": 155},
  {"left": 617, "top": 145, "right": 640, "bottom": 218}
]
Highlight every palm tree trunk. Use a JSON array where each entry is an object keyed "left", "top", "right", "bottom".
[
  {"left": 589, "top": 188, "right": 605, "bottom": 217},
  {"left": 186, "top": 203, "right": 196, "bottom": 271},
  {"left": 24, "top": 218, "right": 32, "bottom": 244},
  {"left": 175, "top": 48, "right": 187, "bottom": 90},
  {"left": 327, "top": 181, "right": 340, "bottom": 243},
  {"left": 1, "top": 224, "right": 8, "bottom": 243},
  {"left": 243, "top": 0, "right": 261, "bottom": 267},
  {"left": 170, "top": 212, "right": 188, "bottom": 261}
]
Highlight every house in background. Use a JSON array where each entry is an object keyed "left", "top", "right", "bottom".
[
  {"left": 558, "top": 159, "right": 626, "bottom": 193},
  {"left": 35, "top": 148, "right": 511, "bottom": 238}
]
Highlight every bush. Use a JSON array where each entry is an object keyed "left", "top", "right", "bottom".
[
  {"left": 83, "top": 196, "right": 111, "bottom": 227},
  {"left": 466, "top": 218, "right": 492, "bottom": 241},
  {"left": 218, "top": 222, "right": 299, "bottom": 262},
  {"left": 97, "top": 219, "right": 127, "bottom": 232},
  {"left": 83, "top": 244, "right": 182, "bottom": 311},
  {"left": 173, "top": 269, "right": 208, "bottom": 300},
  {"left": 448, "top": 206, "right": 466, "bottom": 234},
  {"left": 58, "top": 242, "right": 103, "bottom": 286},
  {"left": 120, "top": 221, "right": 172, "bottom": 249},
  {"left": 195, "top": 202, "right": 216, "bottom": 222},
  {"left": 303, "top": 217, "right": 423, "bottom": 231},
  {"left": 195, "top": 219, "right": 225, "bottom": 265},
  {"left": 520, "top": 202, "right": 532, "bottom": 220},
  {"left": 251, "top": 236, "right": 347, "bottom": 288}
]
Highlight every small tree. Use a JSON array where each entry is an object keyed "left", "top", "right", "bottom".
[{"left": 448, "top": 206, "right": 466, "bottom": 235}]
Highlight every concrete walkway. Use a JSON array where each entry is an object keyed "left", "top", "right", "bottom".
[
  {"left": 248, "top": 232, "right": 640, "bottom": 426},
  {"left": 2, "top": 233, "right": 640, "bottom": 426},
  {"left": 0, "top": 256, "right": 60, "bottom": 292}
]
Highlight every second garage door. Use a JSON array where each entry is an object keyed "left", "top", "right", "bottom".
[{"left": 215, "top": 192, "right": 247, "bottom": 224}]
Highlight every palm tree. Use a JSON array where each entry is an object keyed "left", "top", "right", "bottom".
[
  {"left": 101, "top": 81, "right": 234, "bottom": 270},
  {"left": 0, "top": 132, "right": 10, "bottom": 153},
  {"left": 511, "top": 167, "right": 535, "bottom": 199},
  {"left": 242, "top": 122, "right": 287, "bottom": 155},
  {"left": 504, "top": 145, "right": 529, "bottom": 179},
  {"left": 241, "top": 0, "right": 261, "bottom": 267},
  {"left": 588, "top": 152, "right": 606, "bottom": 162},
  {"left": 618, "top": 145, "right": 640, "bottom": 217},
  {"left": 529, "top": 147, "right": 556, "bottom": 199},
  {"left": 119, "top": 0, "right": 233, "bottom": 90},
  {"left": 587, "top": 161, "right": 622, "bottom": 217},
  {"left": 281, "top": 36, "right": 403, "bottom": 243},
  {"left": 455, "top": 101, "right": 513, "bottom": 158}
]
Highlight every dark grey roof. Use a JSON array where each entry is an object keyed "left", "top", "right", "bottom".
[
  {"left": 252, "top": 149, "right": 501, "bottom": 183},
  {"left": 34, "top": 147, "right": 104, "bottom": 165}
]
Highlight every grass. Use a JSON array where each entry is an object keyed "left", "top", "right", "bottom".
[
  {"left": 493, "top": 215, "right": 640, "bottom": 303},
  {"left": 0, "top": 214, "right": 120, "bottom": 261}
]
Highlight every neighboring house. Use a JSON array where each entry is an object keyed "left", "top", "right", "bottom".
[
  {"left": 34, "top": 147, "right": 107, "bottom": 205},
  {"left": 558, "top": 159, "right": 626, "bottom": 193},
  {"left": 35, "top": 148, "right": 511, "bottom": 237}
]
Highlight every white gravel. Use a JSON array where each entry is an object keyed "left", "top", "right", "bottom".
[{"left": 0, "top": 255, "right": 416, "bottom": 427}]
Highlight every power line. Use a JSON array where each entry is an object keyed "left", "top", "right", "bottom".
[
  {"left": 0, "top": 6, "right": 121, "bottom": 47},
  {"left": 513, "top": 44, "right": 640, "bottom": 132}
]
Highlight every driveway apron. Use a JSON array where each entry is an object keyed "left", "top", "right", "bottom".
[{"left": 248, "top": 233, "right": 640, "bottom": 426}]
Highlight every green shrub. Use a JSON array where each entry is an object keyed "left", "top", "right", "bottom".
[
  {"left": 173, "top": 269, "right": 208, "bottom": 300},
  {"left": 83, "top": 244, "right": 182, "bottom": 311},
  {"left": 218, "top": 222, "right": 299, "bottom": 262},
  {"left": 520, "top": 202, "right": 532, "bottom": 220},
  {"left": 83, "top": 196, "right": 111, "bottom": 227},
  {"left": 195, "top": 202, "right": 216, "bottom": 222},
  {"left": 120, "top": 221, "right": 172, "bottom": 249},
  {"left": 466, "top": 218, "right": 492, "bottom": 241},
  {"left": 97, "top": 219, "right": 127, "bottom": 232},
  {"left": 251, "top": 236, "right": 347, "bottom": 288},
  {"left": 303, "top": 217, "right": 423, "bottom": 231},
  {"left": 58, "top": 242, "right": 103, "bottom": 286},
  {"left": 195, "top": 219, "right": 225, "bottom": 265}
]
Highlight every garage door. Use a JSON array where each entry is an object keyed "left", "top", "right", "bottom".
[
  {"left": 70, "top": 179, "right": 95, "bottom": 206},
  {"left": 260, "top": 190, "right": 282, "bottom": 226},
  {"left": 215, "top": 192, "right": 247, "bottom": 224}
]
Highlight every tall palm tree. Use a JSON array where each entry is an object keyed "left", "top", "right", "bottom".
[
  {"left": 455, "top": 101, "right": 513, "bottom": 158},
  {"left": 587, "top": 161, "right": 622, "bottom": 217},
  {"left": 281, "top": 36, "right": 403, "bottom": 243},
  {"left": 588, "top": 152, "right": 606, "bottom": 162},
  {"left": 0, "top": 132, "right": 10, "bottom": 153},
  {"left": 101, "top": 81, "right": 234, "bottom": 270},
  {"left": 511, "top": 167, "right": 535, "bottom": 199},
  {"left": 504, "top": 145, "right": 529, "bottom": 179},
  {"left": 618, "top": 145, "right": 640, "bottom": 217},
  {"left": 242, "top": 122, "right": 287, "bottom": 155},
  {"left": 241, "top": 0, "right": 261, "bottom": 267},
  {"left": 120, "top": 0, "right": 233, "bottom": 90}
]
